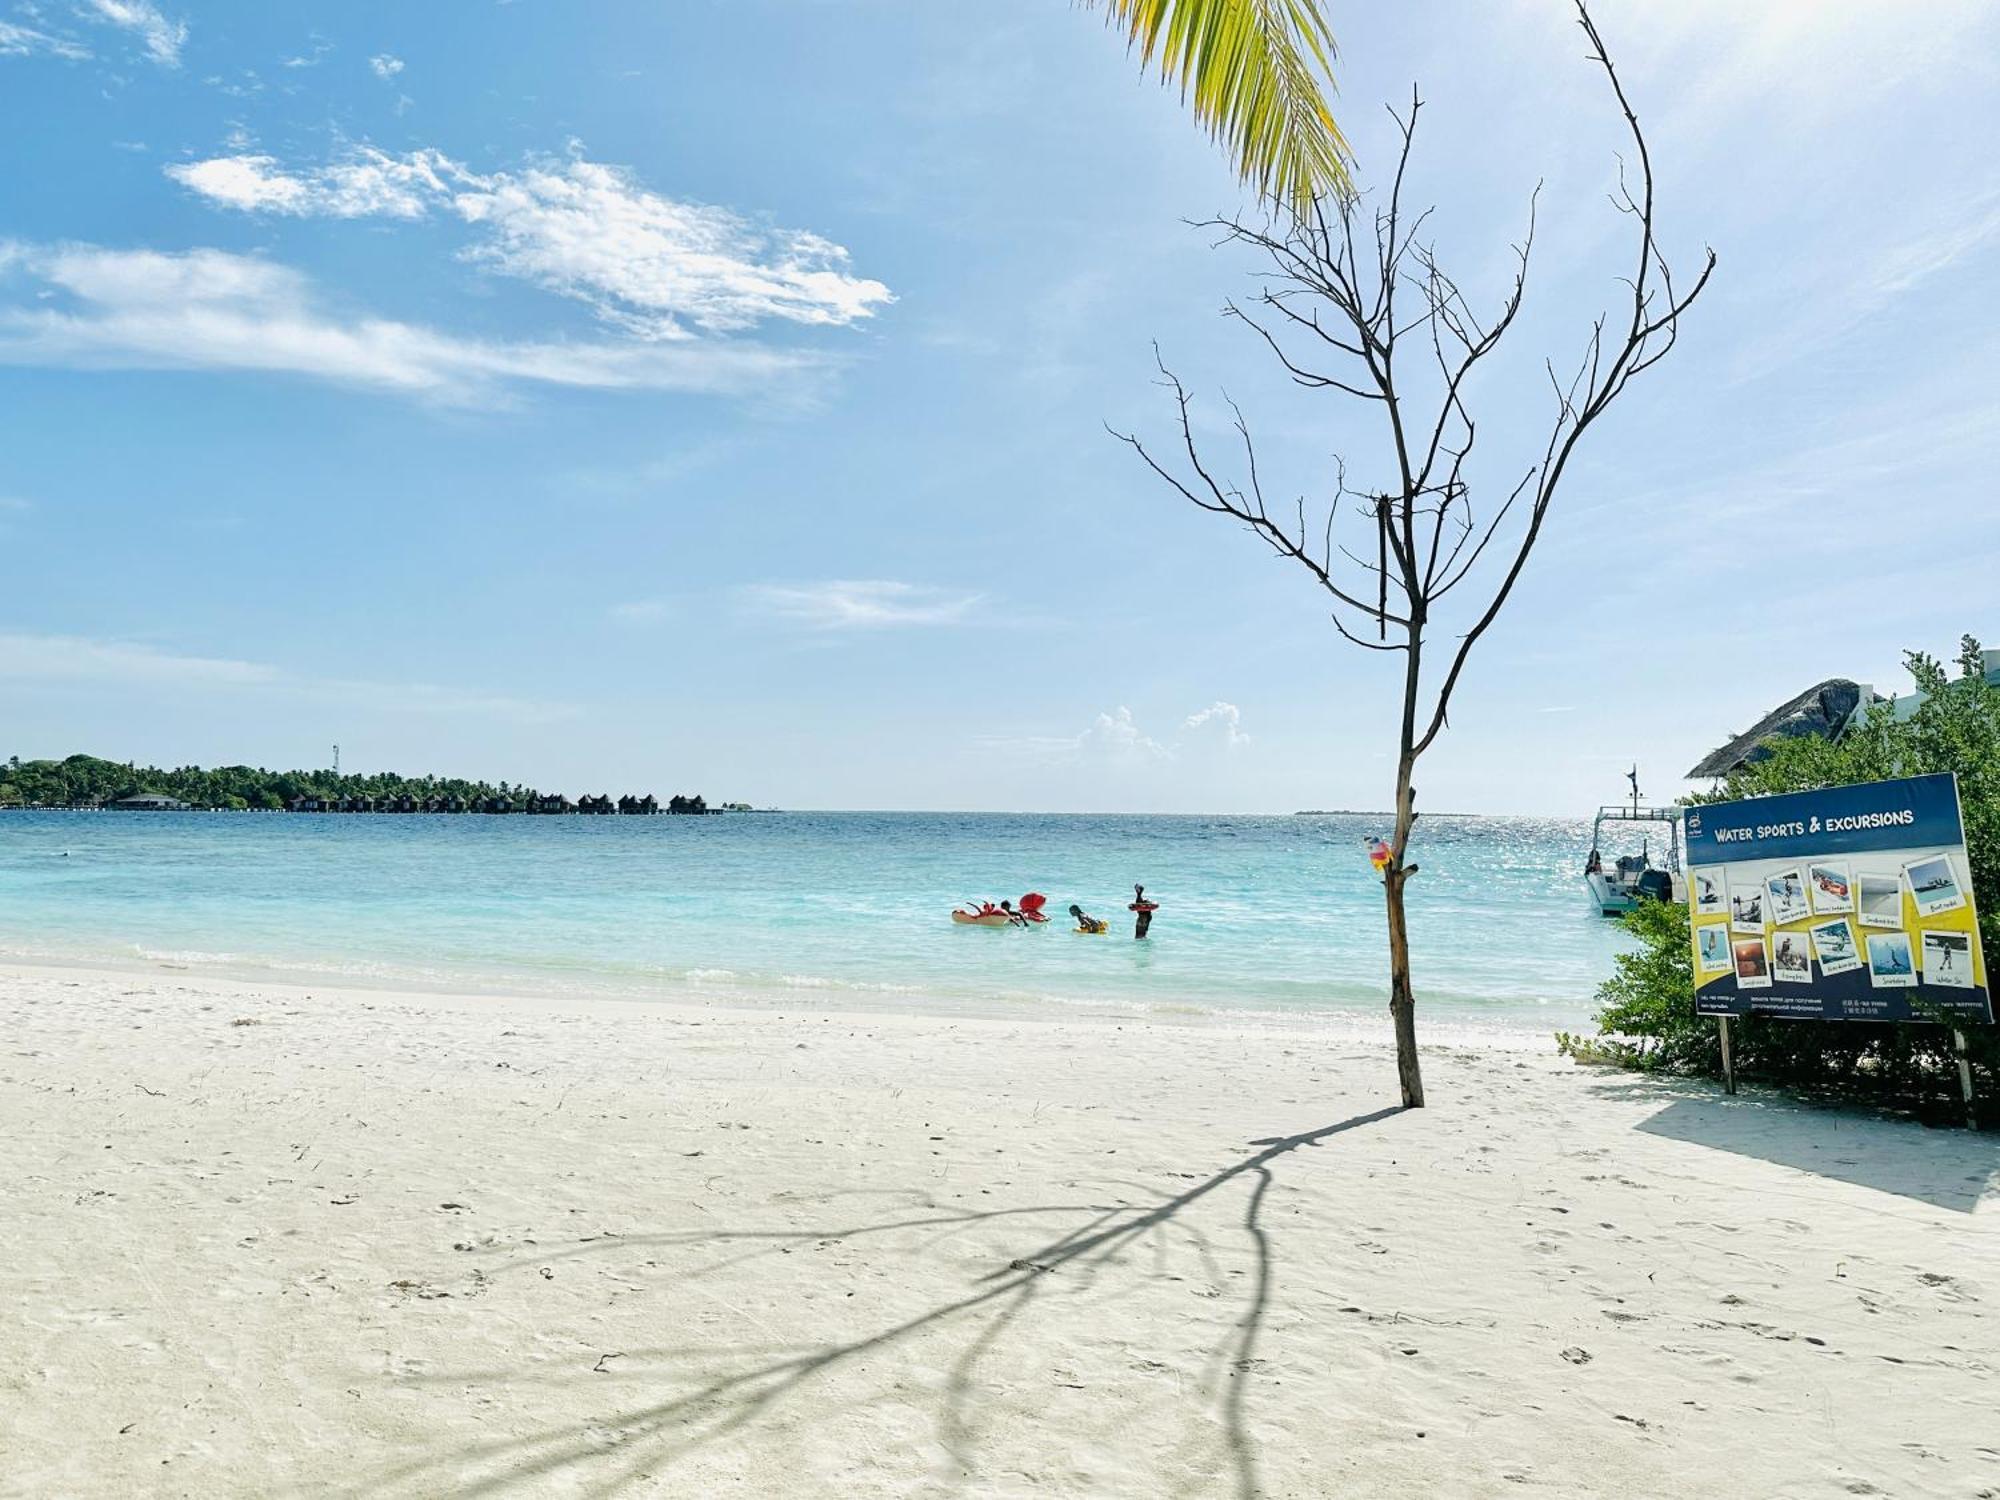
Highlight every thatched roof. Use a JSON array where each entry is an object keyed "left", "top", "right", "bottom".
[{"left": 1687, "top": 678, "right": 1874, "bottom": 779}]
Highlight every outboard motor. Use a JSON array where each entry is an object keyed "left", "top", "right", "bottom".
[{"left": 1635, "top": 868, "right": 1674, "bottom": 904}]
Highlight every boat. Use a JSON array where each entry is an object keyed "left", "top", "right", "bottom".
[{"left": 1584, "top": 767, "right": 1683, "bottom": 916}]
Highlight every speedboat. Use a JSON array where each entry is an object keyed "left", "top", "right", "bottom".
[{"left": 1584, "top": 767, "right": 1684, "bottom": 916}]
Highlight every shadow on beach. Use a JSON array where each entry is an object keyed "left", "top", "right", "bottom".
[
  {"left": 1590, "top": 1074, "right": 1998, "bottom": 1213},
  {"left": 323, "top": 1105, "right": 1404, "bottom": 1500}
]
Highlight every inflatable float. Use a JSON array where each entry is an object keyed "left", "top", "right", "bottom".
[
  {"left": 953, "top": 893, "right": 1051, "bottom": 927},
  {"left": 952, "top": 909, "right": 1012, "bottom": 927}
]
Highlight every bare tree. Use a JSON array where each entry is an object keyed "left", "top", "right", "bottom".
[{"left": 1116, "top": 3, "right": 1712, "bottom": 1108}]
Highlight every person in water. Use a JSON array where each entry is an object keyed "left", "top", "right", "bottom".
[
  {"left": 1129, "top": 884, "right": 1158, "bottom": 939},
  {"left": 1069, "top": 903, "right": 1108, "bottom": 934}
]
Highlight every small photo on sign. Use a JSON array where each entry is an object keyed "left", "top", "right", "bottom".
[
  {"left": 1902, "top": 854, "right": 1967, "bottom": 918},
  {"left": 1809, "top": 917, "right": 1863, "bottom": 976},
  {"left": 1865, "top": 930, "right": 1917, "bottom": 989},
  {"left": 1771, "top": 932, "right": 1812, "bottom": 984},
  {"left": 1856, "top": 873, "right": 1904, "bottom": 928},
  {"left": 1730, "top": 885, "right": 1766, "bottom": 934},
  {"left": 1733, "top": 936, "right": 1771, "bottom": 990},
  {"left": 1764, "top": 867, "right": 1812, "bottom": 927},
  {"left": 1692, "top": 868, "right": 1727, "bottom": 916},
  {"left": 1807, "top": 861, "right": 1853, "bottom": 916},
  {"left": 1920, "top": 930, "right": 1974, "bottom": 989},
  {"left": 1696, "top": 923, "right": 1733, "bottom": 973}
]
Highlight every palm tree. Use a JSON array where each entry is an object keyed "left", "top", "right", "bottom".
[{"left": 1085, "top": 0, "right": 1351, "bottom": 206}]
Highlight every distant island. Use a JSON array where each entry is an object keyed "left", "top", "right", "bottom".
[
  {"left": 0, "top": 753, "right": 736, "bottom": 815},
  {"left": 1294, "top": 809, "right": 1477, "bottom": 818}
]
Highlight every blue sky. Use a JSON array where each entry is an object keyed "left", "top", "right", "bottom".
[{"left": 3, "top": 0, "right": 1997, "bottom": 813}]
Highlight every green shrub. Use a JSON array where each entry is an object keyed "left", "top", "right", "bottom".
[{"left": 1564, "top": 635, "right": 1998, "bottom": 1120}]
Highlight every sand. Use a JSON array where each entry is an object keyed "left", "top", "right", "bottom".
[{"left": 2, "top": 962, "right": 1996, "bottom": 1499}]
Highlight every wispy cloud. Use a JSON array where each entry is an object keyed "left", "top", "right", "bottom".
[
  {"left": 1505, "top": 0, "right": 2000, "bottom": 143},
  {"left": 79, "top": 0, "right": 185, "bottom": 66},
  {"left": 0, "top": 631, "right": 275, "bottom": 686},
  {"left": 368, "top": 52, "right": 403, "bottom": 80},
  {"left": 608, "top": 599, "right": 672, "bottom": 625},
  {"left": 742, "top": 580, "right": 981, "bottom": 630},
  {"left": 1733, "top": 190, "right": 2000, "bottom": 381},
  {"left": 281, "top": 37, "right": 332, "bottom": 70},
  {"left": 981, "top": 702, "right": 1254, "bottom": 765},
  {"left": 0, "top": 241, "right": 830, "bottom": 404},
  {"left": 0, "top": 630, "right": 571, "bottom": 722},
  {"left": 0, "top": 18, "right": 91, "bottom": 59},
  {"left": 166, "top": 146, "right": 894, "bottom": 338}
]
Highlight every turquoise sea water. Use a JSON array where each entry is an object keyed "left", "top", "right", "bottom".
[{"left": 0, "top": 811, "right": 1633, "bottom": 1038}]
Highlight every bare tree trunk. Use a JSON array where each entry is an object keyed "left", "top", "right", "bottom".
[
  {"left": 1384, "top": 873, "right": 1423, "bottom": 1108},
  {"left": 1386, "top": 743, "right": 1425, "bottom": 1107},
  {"left": 1117, "top": 0, "right": 1711, "bottom": 1112}
]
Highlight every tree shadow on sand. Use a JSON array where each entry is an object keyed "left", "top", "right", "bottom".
[{"left": 329, "top": 1104, "right": 1404, "bottom": 1500}]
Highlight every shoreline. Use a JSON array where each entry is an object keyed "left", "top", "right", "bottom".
[
  {"left": 0, "top": 949, "right": 1580, "bottom": 1051},
  {"left": 5, "top": 961, "right": 1996, "bottom": 1497}
]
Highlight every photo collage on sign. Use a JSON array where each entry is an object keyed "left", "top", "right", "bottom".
[{"left": 1689, "top": 848, "right": 1974, "bottom": 994}]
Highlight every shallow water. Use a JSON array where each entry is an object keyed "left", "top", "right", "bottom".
[{"left": 0, "top": 810, "right": 1635, "bottom": 1036}]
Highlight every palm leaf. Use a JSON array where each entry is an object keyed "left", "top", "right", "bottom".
[{"left": 1086, "top": 0, "right": 1352, "bottom": 207}]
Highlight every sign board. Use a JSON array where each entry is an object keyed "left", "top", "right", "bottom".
[{"left": 1684, "top": 772, "right": 1991, "bottom": 1024}]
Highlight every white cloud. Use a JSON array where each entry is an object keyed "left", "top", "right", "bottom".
[
  {"left": 0, "top": 630, "right": 570, "bottom": 722},
  {"left": 368, "top": 52, "right": 403, "bottom": 80},
  {"left": 162, "top": 155, "right": 308, "bottom": 213},
  {"left": 0, "top": 241, "right": 829, "bottom": 403},
  {"left": 743, "top": 580, "right": 980, "bottom": 630},
  {"left": 1079, "top": 706, "right": 1171, "bottom": 761},
  {"left": 452, "top": 157, "right": 893, "bottom": 338},
  {"left": 164, "top": 149, "right": 450, "bottom": 219},
  {"left": 79, "top": 0, "right": 186, "bottom": 66},
  {"left": 0, "top": 19, "right": 91, "bottom": 59},
  {"left": 166, "top": 147, "right": 894, "bottom": 338},
  {"left": 1182, "top": 700, "right": 1250, "bottom": 747}
]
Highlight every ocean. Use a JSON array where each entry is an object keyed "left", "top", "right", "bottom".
[{"left": 0, "top": 810, "right": 1635, "bottom": 1040}]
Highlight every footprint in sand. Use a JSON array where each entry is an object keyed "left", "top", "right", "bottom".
[{"left": 1916, "top": 1271, "right": 1978, "bottom": 1302}]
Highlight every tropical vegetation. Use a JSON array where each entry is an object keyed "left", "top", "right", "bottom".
[
  {"left": 0, "top": 754, "right": 709, "bottom": 814},
  {"left": 1562, "top": 636, "right": 1999, "bottom": 1118},
  {"left": 1087, "top": 0, "right": 1351, "bottom": 207}
]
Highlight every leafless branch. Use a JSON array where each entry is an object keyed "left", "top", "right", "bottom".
[{"left": 1116, "top": 1, "right": 1709, "bottom": 1110}]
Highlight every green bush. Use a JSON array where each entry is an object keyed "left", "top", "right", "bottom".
[{"left": 1563, "top": 636, "right": 1998, "bottom": 1119}]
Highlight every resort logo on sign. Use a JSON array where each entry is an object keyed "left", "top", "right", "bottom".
[{"left": 1684, "top": 773, "right": 1990, "bottom": 1026}]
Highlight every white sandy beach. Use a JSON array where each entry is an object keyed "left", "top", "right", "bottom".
[{"left": 2, "top": 961, "right": 1996, "bottom": 1500}]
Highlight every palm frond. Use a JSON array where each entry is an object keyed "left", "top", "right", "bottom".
[{"left": 1087, "top": 0, "right": 1353, "bottom": 207}]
